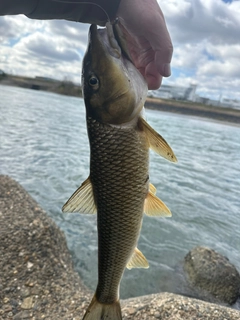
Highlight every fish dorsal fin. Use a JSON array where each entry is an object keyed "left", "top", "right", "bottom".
[
  {"left": 149, "top": 182, "right": 157, "bottom": 195},
  {"left": 140, "top": 117, "right": 177, "bottom": 162},
  {"left": 127, "top": 248, "right": 149, "bottom": 270},
  {"left": 62, "top": 177, "right": 97, "bottom": 214},
  {"left": 144, "top": 192, "right": 172, "bottom": 217}
]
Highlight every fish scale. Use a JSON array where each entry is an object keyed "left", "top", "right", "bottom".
[
  {"left": 87, "top": 116, "right": 149, "bottom": 304},
  {"left": 62, "top": 23, "right": 177, "bottom": 320}
]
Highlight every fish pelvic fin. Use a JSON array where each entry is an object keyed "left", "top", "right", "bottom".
[
  {"left": 139, "top": 117, "right": 177, "bottom": 163},
  {"left": 83, "top": 294, "right": 122, "bottom": 320},
  {"left": 127, "top": 247, "right": 149, "bottom": 270},
  {"left": 62, "top": 177, "right": 97, "bottom": 214},
  {"left": 144, "top": 192, "right": 172, "bottom": 217}
]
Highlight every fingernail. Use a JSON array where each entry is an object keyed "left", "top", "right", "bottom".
[{"left": 163, "top": 63, "right": 171, "bottom": 77}]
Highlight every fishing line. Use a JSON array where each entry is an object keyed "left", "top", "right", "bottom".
[{"left": 51, "top": 0, "right": 111, "bottom": 23}]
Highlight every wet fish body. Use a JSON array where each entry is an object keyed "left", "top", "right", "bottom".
[
  {"left": 63, "top": 23, "right": 177, "bottom": 320},
  {"left": 88, "top": 116, "right": 149, "bottom": 302}
]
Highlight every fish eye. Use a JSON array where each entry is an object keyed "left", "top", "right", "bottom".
[{"left": 89, "top": 76, "right": 99, "bottom": 88}]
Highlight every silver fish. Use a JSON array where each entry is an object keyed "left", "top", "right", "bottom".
[{"left": 63, "top": 23, "right": 177, "bottom": 320}]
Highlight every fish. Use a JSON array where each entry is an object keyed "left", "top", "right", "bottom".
[{"left": 62, "top": 22, "right": 177, "bottom": 320}]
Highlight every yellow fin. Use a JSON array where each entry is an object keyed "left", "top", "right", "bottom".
[
  {"left": 127, "top": 248, "right": 149, "bottom": 270},
  {"left": 149, "top": 183, "right": 157, "bottom": 195},
  {"left": 140, "top": 117, "right": 177, "bottom": 162},
  {"left": 83, "top": 294, "right": 122, "bottom": 320},
  {"left": 62, "top": 177, "right": 97, "bottom": 214},
  {"left": 144, "top": 192, "right": 172, "bottom": 217}
]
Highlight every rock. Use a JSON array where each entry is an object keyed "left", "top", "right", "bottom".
[
  {"left": 0, "top": 175, "right": 91, "bottom": 319},
  {"left": 21, "top": 297, "right": 34, "bottom": 310},
  {"left": 184, "top": 246, "right": 240, "bottom": 305},
  {"left": 1, "top": 175, "right": 240, "bottom": 319},
  {"left": 122, "top": 292, "right": 240, "bottom": 320}
]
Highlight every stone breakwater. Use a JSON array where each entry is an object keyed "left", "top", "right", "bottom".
[
  {"left": 184, "top": 246, "right": 240, "bottom": 305},
  {"left": 0, "top": 175, "right": 240, "bottom": 320}
]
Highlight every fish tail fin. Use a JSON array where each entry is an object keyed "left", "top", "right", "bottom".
[{"left": 83, "top": 294, "right": 122, "bottom": 320}]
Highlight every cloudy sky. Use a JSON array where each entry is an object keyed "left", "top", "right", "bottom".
[{"left": 0, "top": 0, "right": 240, "bottom": 101}]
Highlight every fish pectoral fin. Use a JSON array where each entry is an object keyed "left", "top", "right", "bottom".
[
  {"left": 62, "top": 177, "right": 97, "bottom": 214},
  {"left": 140, "top": 117, "right": 177, "bottom": 163},
  {"left": 144, "top": 192, "right": 172, "bottom": 217},
  {"left": 149, "top": 182, "right": 157, "bottom": 195},
  {"left": 127, "top": 248, "right": 149, "bottom": 270}
]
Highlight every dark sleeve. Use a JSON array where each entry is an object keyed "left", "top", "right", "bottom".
[{"left": 0, "top": 0, "right": 121, "bottom": 25}]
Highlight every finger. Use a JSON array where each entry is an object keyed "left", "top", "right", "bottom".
[
  {"left": 139, "top": 6, "right": 173, "bottom": 77},
  {"left": 146, "top": 74, "right": 162, "bottom": 90},
  {"left": 144, "top": 63, "right": 163, "bottom": 90},
  {"left": 155, "top": 50, "right": 172, "bottom": 77}
]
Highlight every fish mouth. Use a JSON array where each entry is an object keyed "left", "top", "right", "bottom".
[
  {"left": 89, "top": 24, "right": 121, "bottom": 60},
  {"left": 89, "top": 23, "right": 132, "bottom": 64}
]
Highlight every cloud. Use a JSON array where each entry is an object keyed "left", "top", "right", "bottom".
[
  {"left": 46, "top": 20, "right": 89, "bottom": 46},
  {"left": 0, "top": 15, "right": 87, "bottom": 82},
  {"left": 0, "top": 0, "right": 240, "bottom": 101},
  {"left": 16, "top": 32, "right": 80, "bottom": 63},
  {"left": 161, "top": 0, "right": 240, "bottom": 44},
  {"left": 159, "top": 0, "right": 240, "bottom": 100},
  {"left": 0, "top": 15, "right": 44, "bottom": 43}
]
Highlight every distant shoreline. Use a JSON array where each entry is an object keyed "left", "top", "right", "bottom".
[
  {"left": 1, "top": 74, "right": 240, "bottom": 125},
  {"left": 145, "top": 98, "right": 240, "bottom": 125},
  {"left": 0, "top": 74, "right": 82, "bottom": 97}
]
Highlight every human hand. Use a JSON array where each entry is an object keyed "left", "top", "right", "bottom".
[{"left": 117, "top": 0, "right": 173, "bottom": 90}]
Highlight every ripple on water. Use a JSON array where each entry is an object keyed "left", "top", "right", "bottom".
[{"left": 1, "top": 85, "right": 240, "bottom": 299}]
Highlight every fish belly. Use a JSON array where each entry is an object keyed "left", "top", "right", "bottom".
[{"left": 87, "top": 116, "right": 149, "bottom": 304}]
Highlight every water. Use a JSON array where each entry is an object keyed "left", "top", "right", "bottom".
[{"left": 1, "top": 85, "right": 240, "bottom": 299}]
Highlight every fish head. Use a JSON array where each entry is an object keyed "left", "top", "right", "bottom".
[{"left": 82, "top": 24, "right": 148, "bottom": 125}]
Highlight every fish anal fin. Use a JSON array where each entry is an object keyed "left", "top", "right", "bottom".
[
  {"left": 62, "top": 177, "right": 97, "bottom": 214},
  {"left": 144, "top": 192, "right": 172, "bottom": 217},
  {"left": 140, "top": 117, "right": 177, "bottom": 163},
  {"left": 149, "top": 182, "right": 157, "bottom": 195},
  {"left": 127, "top": 248, "right": 149, "bottom": 270}
]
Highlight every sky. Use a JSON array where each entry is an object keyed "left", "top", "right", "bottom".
[{"left": 0, "top": 0, "right": 240, "bottom": 101}]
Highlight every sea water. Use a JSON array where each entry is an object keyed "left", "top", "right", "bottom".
[{"left": 1, "top": 85, "right": 240, "bottom": 299}]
